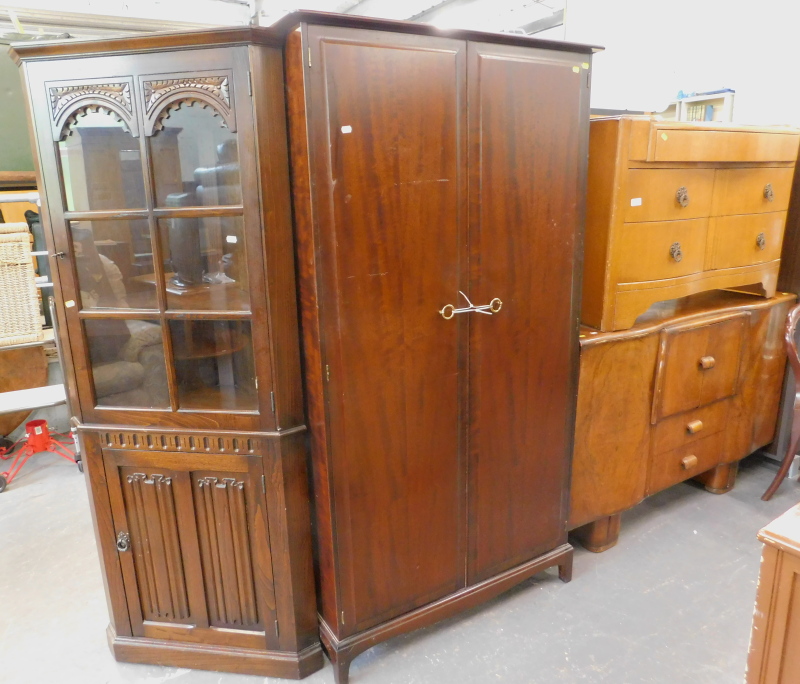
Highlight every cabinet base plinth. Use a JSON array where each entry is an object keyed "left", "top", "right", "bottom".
[
  {"left": 319, "top": 544, "right": 573, "bottom": 684},
  {"left": 570, "top": 514, "right": 622, "bottom": 553},
  {"left": 695, "top": 461, "right": 740, "bottom": 494},
  {"left": 107, "top": 626, "right": 324, "bottom": 679}
]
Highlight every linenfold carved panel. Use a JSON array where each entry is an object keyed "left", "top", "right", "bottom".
[
  {"left": 101, "top": 431, "right": 260, "bottom": 454},
  {"left": 47, "top": 78, "right": 138, "bottom": 141},
  {"left": 194, "top": 476, "right": 260, "bottom": 628},
  {"left": 140, "top": 71, "right": 236, "bottom": 136},
  {"left": 122, "top": 471, "right": 191, "bottom": 623}
]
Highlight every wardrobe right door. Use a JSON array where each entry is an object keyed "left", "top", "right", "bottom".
[{"left": 466, "top": 42, "right": 591, "bottom": 583}]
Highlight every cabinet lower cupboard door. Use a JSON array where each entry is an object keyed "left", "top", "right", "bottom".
[{"left": 103, "top": 449, "right": 279, "bottom": 650}]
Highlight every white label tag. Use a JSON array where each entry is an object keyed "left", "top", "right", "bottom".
[
  {"left": 64, "top": 299, "right": 75, "bottom": 308},
  {"left": 630, "top": 197, "right": 642, "bottom": 207},
  {"left": 341, "top": 125, "right": 352, "bottom": 134},
  {"left": 226, "top": 235, "right": 237, "bottom": 244}
]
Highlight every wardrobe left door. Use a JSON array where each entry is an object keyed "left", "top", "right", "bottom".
[{"left": 303, "top": 25, "right": 469, "bottom": 636}]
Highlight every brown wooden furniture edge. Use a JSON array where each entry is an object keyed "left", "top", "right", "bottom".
[
  {"left": 76, "top": 422, "right": 307, "bottom": 439},
  {"left": 108, "top": 625, "right": 324, "bottom": 679},
  {"left": 579, "top": 292, "right": 796, "bottom": 347},
  {"left": 318, "top": 544, "right": 572, "bottom": 663},
  {"left": 0, "top": 171, "right": 36, "bottom": 183},
  {"left": 10, "top": 10, "right": 600, "bottom": 64},
  {"left": 591, "top": 115, "right": 800, "bottom": 136}
]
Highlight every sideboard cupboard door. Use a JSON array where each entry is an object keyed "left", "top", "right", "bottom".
[
  {"left": 102, "top": 448, "right": 279, "bottom": 650},
  {"left": 303, "top": 26, "right": 468, "bottom": 635},
  {"left": 466, "top": 43, "right": 589, "bottom": 582}
]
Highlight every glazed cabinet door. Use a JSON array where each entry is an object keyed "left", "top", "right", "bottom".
[
  {"left": 466, "top": 43, "right": 589, "bottom": 582},
  {"left": 22, "top": 47, "right": 274, "bottom": 432},
  {"left": 102, "top": 448, "right": 279, "bottom": 649},
  {"left": 303, "top": 26, "right": 468, "bottom": 635}
]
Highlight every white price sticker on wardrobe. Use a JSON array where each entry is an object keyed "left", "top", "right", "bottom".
[{"left": 630, "top": 198, "right": 642, "bottom": 207}]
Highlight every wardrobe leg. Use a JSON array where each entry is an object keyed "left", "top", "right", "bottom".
[
  {"left": 570, "top": 513, "right": 621, "bottom": 553},
  {"left": 558, "top": 548, "right": 573, "bottom": 583}
]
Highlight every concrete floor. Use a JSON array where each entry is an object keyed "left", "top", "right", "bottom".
[{"left": 1, "top": 448, "right": 798, "bottom": 684}]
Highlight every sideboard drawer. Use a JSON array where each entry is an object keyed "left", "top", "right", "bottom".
[
  {"left": 711, "top": 167, "right": 794, "bottom": 216},
  {"left": 652, "top": 400, "right": 730, "bottom": 454},
  {"left": 708, "top": 212, "right": 786, "bottom": 270},
  {"left": 615, "top": 218, "right": 707, "bottom": 283},
  {"left": 650, "top": 128, "right": 800, "bottom": 163},
  {"left": 624, "top": 169, "right": 714, "bottom": 222},
  {"left": 655, "top": 314, "right": 746, "bottom": 419},
  {"left": 647, "top": 431, "right": 725, "bottom": 493}
]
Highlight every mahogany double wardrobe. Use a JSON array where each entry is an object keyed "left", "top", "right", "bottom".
[{"left": 13, "top": 11, "right": 595, "bottom": 683}]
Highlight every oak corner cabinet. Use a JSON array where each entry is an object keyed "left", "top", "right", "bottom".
[
  {"left": 582, "top": 116, "right": 800, "bottom": 332},
  {"left": 284, "top": 16, "right": 596, "bottom": 684},
  {"left": 569, "top": 291, "right": 794, "bottom": 553},
  {"left": 12, "top": 28, "right": 322, "bottom": 678}
]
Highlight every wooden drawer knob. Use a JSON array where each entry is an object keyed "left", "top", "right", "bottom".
[
  {"left": 681, "top": 454, "right": 698, "bottom": 470},
  {"left": 686, "top": 420, "right": 704, "bottom": 434},
  {"left": 699, "top": 356, "right": 716, "bottom": 370}
]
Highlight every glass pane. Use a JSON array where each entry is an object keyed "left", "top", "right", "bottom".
[
  {"left": 58, "top": 109, "right": 145, "bottom": 212},
  {"left": 84, "top": 319, "right": 169, "bottom": 408},
  {"left": 70, "top": 220, "right": 157, "bottom": 310},
  {"left": 158, "top": 216, "right": 249, "bottom": 311},
  {"left": 169, "top": 319, "right": 256, "bottom": 411},
  {"left": 150, "top": 104, "right": 241, "bottom": 207}
]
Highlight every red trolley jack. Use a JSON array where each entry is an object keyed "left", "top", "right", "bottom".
[{"left": 0, "top": 419, "right": 78, "bottom": 493}]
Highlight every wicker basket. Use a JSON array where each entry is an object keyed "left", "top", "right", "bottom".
[{"left": 0, "top": 222, "right": 43, "bottom": 347}]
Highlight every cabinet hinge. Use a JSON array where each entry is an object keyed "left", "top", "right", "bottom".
[
  {"left": 275, "top": 619, "right": 280, "bottom": 637},
  {"left": 270, "top": 391, "right": 276, "bottom": 413},
  {"left": 247, "top": 70, "right": 253, "bottom": 96},
  {"left": 326, "top": 364, "right": 330, "bottom": 383},
  {"left": 307, "top": 46, "right": 312, "bottom": 68},
  {"left": 261, "top": 474, "right": 266, "bottom": 494}
]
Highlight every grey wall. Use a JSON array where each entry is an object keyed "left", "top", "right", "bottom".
[{"left": 0, "top": 49, "right": 34, "bottom": 172}]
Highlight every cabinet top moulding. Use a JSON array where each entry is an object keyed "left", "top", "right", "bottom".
[{"left": 9, "top": 10, "right": 601, "bottom": 64}]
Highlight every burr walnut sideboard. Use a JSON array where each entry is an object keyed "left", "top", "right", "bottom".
[
  {"left": 12, "top": 25, "right": 322, "bottom": 679},
  {"left": 582, "top": 116, "right": 800, "bottom": 332},
  {"left": 570, "top": 290, "right": 794, "bottom": 553}
]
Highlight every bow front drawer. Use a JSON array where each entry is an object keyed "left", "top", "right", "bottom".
[
  {"left": 624, "top": 169, "right": 714, "bottom": 222},
  {"left": 708, "top": 212, "right": 786, "bottom": 270},
  {"left": 711, "top": 167, "right": 794, "bottom": 215},
  {"left": 647, "top": 431, "right": 725, "bottom": 494},
  {"left": 652, "top": 400, "right": 730, "bottom": 455},
  {"left": 615, "top": 219, "right": 707, "bottom": 283},
  {"left": 647, "top": 128, "right": 800, "bottom": 163}
]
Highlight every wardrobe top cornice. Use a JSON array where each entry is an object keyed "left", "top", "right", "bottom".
[{"left": 9, "top": 9, "right": 602, "bottom": 65}]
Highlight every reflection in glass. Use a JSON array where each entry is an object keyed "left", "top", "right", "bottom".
[
  {"left": 84, "top": 319, "right": 169, "bottom": 408},
  {"left": 158, "top": 217, "right": 249, "bottom": 311},
  {"left": 58, "top": 110, "right": 145, "bottom": 212},
  {"left": 169, "top": 319, "right": 256, "bottom": 410},
  {"left": 70, "top": 220, "right": 156, "bottom": 310},
  {"left": 150, "top": 104, "right": 241, "bottom": 207}
]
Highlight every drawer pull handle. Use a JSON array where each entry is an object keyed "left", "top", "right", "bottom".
[
  {"left": 699, "top": 356, "right": 716, "bottom": 370},
  {"left": 669, "top": 242, "right": 683, "bottom": 262},
  {"left": 676, "top": 186, "right": 689, "bottom": 208},
  {"left": 756, "top": 232, "right": 766, "bottom": 250},
  {"left": 764, "top": 183, "right": 774, "bottom": 202},
  {"left": 687, "top": 420, "right": 704, "bottom": 434},
  {"left": 681, "top": 455, "right": 698, "bottom": 470}
]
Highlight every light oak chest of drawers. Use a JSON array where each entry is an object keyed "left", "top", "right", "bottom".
[{"left": 582, "top": 116, "right": 800, "bottom": 331}]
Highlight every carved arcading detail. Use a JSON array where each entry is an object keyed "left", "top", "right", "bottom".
[
  {"left": 142, "top": 73, "right": 236, "bottom": 136},
  {"left": 101, "top": 431, "right": 260, "bottom": 454},
  {"left": 48, "top": 80, "right": 138, "bottom": 141}
]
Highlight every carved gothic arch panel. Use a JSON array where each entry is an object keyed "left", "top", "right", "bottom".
[
  {"left": 47, "top": 77, "right": 138, "bottom": 141},
  {"left": 140, "top": 71, "right": 236, "bottom": 137}
]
